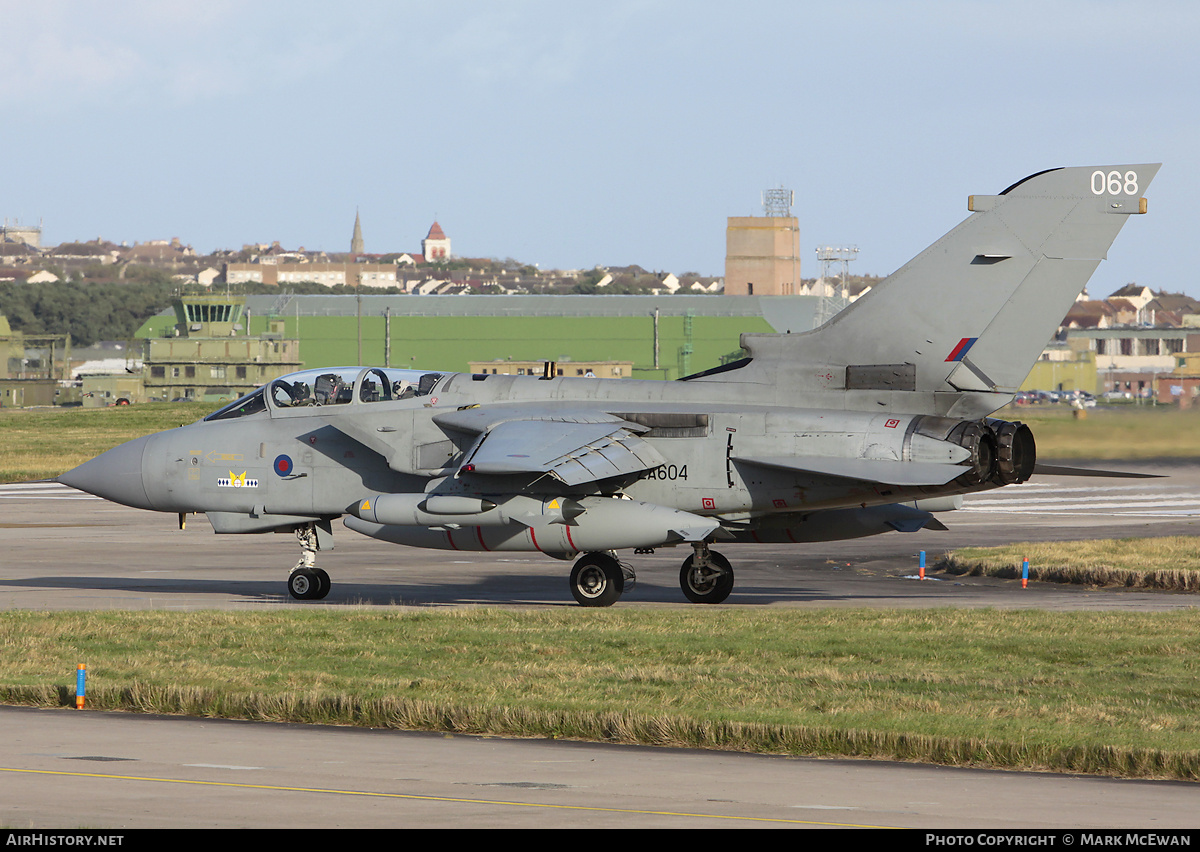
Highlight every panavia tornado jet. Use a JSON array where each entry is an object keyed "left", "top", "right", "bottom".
[{"left": 60, "top": 164, "right": 1160, "bottom": 606}]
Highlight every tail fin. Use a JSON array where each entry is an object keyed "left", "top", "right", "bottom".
[{"left": 735, "top": 164, "right": 1160, "bottom": 395}]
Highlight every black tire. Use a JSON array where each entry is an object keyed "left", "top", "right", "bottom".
[
  {"left": 569, "top": 553, "right": 624, "bottom": 607},
  {"left": 313, "top": 568, "right": 331, "bottom": 600},
  {"left": 288, "top": 567, "right": 322, "bottom": 600},
  {"left": 679, "top": 550, "right": 734, "bottom": 604}
]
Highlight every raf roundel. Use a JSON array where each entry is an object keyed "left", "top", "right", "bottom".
[{"left": 273, "top": 455, "right": 293, "bottom": 477}]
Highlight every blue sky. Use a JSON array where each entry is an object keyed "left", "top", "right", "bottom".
[{"left": 1, "top": 1, "right": 1195, "bottom": 296}]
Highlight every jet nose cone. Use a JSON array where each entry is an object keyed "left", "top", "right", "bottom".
[{"left": 58, "top": 434, "right": 153, "bottom": 509}]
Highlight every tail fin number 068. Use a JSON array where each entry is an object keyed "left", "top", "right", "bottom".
[{"left": 1091, "top": 170, "right": 1138, "bottom": 196}]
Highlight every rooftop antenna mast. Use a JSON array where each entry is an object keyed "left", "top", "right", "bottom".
[
  {"left": 813, "top": 245, "right": 858, "bottom": 327},
  {"left": 762, "top": 186, "right": 799, "bottom": 295},
  {"left": 762, "top": 187, "right": 793, "bottom": 217}
]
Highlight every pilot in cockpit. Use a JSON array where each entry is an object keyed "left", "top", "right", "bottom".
[
  {"left": 272, "top": 379, "right": 312, "bottom": 407},
  {"left": 290, "top": 381, "right": 312, "bottom": 405},
  {"left": 314, "top": 373, "right": 347, "bottom": 405},
  {"left": 359, "top": 378, "right": 381, "bottom": 402}
]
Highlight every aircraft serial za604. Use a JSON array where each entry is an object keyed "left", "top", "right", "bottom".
[{"left": 60, "top": 164, "right": 1159, "bottom": 606}]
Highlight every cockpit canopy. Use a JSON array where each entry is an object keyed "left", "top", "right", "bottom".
[{"left": 204, "top": 367, "right": 445, "bottom": 421}]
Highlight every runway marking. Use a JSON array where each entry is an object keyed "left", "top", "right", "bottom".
[
  {"left": 964, "top": 501, "right": 1200, "bottom": 512},
  {"left": 0, "top": 765, "right": 900, "bottom": 828},
  {"left": 0, "top": 483, "right": 99, "bottom": 500},
  {"left": 961, "top": 482, "right": 1200, "bottom": 517},
  {"left": 967, "top": 494, "right": 1194, "bottom": 504}
]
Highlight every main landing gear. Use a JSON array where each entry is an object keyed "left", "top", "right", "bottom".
[
  {"left": 679, "top": 543, "right": 734, "bottom": 604},
  {"left": 287, "top": 524, "right": 331, "bottom": 600},
  {"left": 568, "top": 543, "right": 735, "bottom": 607},
  {"left": 569, "top": 551, "right": 632, "bottom": 607}
]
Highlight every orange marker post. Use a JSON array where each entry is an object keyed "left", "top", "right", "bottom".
[{"left": 1021, "top": 558, "right": 1029, "bottom": 589}]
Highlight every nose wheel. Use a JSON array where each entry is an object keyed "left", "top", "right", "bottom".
[
  {"left": 288, "top": 566, "right": 331, "bottom": 600},
  {"left": 287, "top": 524, "right": 331, "bottom": 600}
]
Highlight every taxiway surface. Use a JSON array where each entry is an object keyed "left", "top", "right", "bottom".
[
  {"left": 2, "top": 464, "right": 1198, "bottom": 829},
  {"left": 1, "top": 462, "right": 1197, "bottom": 612},
  {"left": 5, "top": 705, "right": 1199, "bottom": 830}
]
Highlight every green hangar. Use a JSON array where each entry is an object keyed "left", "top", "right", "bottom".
[{"left": 137, "top": 294, "right": 826, "bottom": 381}]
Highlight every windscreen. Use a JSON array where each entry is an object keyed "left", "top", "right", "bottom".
[{"left": 204, "top": 387, "right": 267, "bottom": 421}]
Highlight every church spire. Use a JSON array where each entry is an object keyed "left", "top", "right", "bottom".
[{"left": 350, "top": 209, "right": 364, "bottom": 254}]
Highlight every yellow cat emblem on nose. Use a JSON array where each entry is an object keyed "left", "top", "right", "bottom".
[{"left": 217, "top": 471, "right": 258, "bottom": 488}]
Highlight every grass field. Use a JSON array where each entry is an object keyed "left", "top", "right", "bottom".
[
  {"left": 0, "top": 402, "right": 210, "bottom": 483},
  {"left": 1, "top": 608, "right": 1198, "bottom": 780},
  {"left": 940, "top": 537, "right": 1200, "bottom": 591},
  {"left": 997, "top": 403, "right": 1200, "bottom": 459}
]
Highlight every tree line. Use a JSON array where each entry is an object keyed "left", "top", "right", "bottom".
[{"left": 0, "top": 279, "right": 176, "bottom": 347}]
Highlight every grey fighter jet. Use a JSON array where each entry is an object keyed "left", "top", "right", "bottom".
[{"left": 60, "top": 164, "right": 1160, "bottom": 606}]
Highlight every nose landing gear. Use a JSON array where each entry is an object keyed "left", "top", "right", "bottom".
[
  {"left": 288, "top": 566, "right": 330, "bottom": 600},
  {"left": 287, "top": 524, "right": 331, "bottom": 600}
]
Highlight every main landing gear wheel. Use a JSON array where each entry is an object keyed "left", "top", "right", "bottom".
[
  {"left": 288, "top": 567, "right": 330, "bottom": 600},
  {"left": 680, "top": 549, "right": 734, "bottom": 604},
  {"left": 570, "top": 552, "right": 624, "bottom": 607}
]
